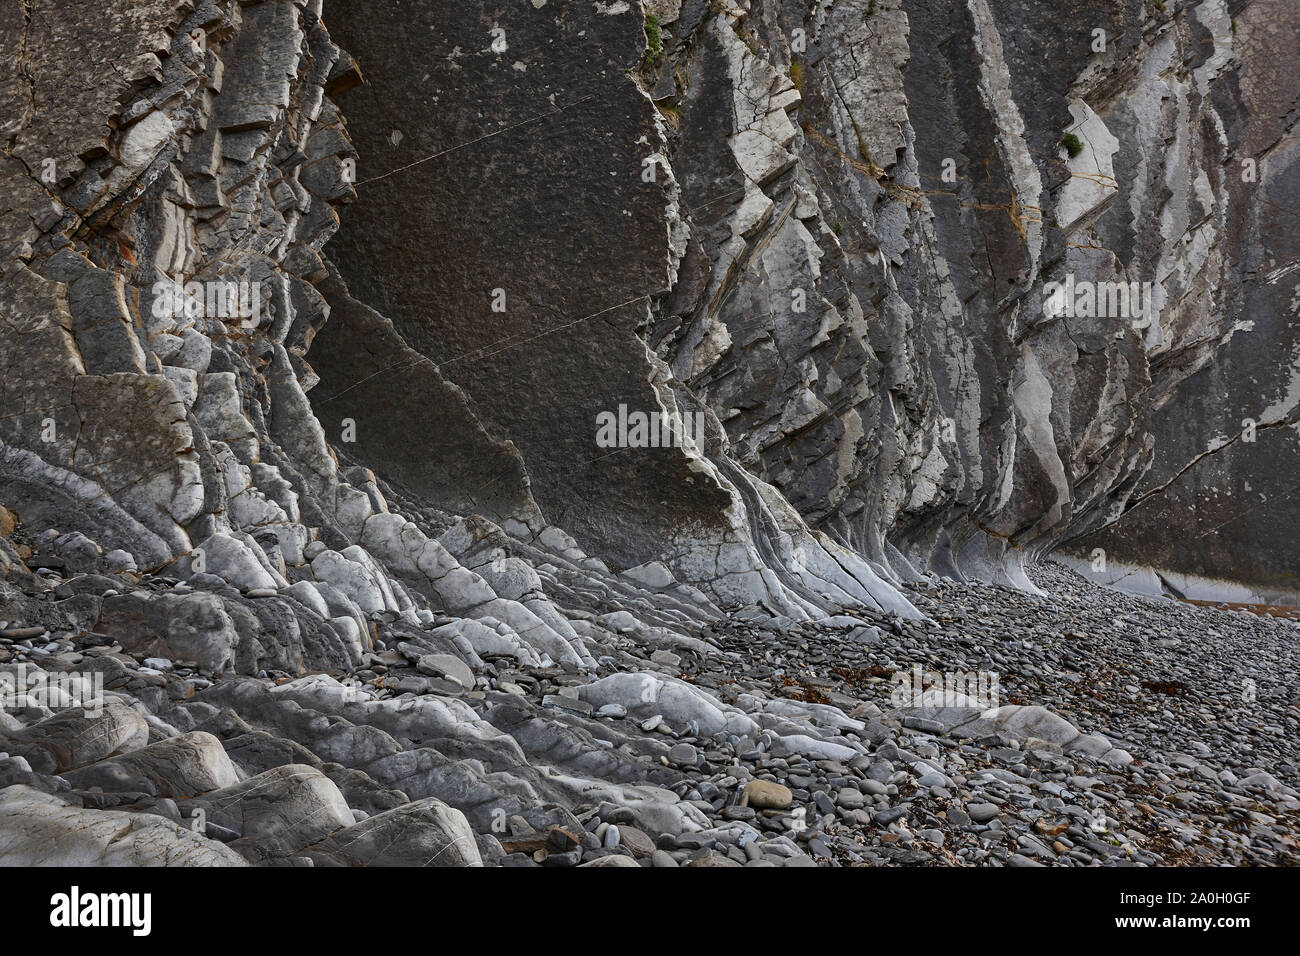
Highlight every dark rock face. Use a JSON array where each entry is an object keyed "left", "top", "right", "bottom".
[
  {"left": 307, "top": 271, "right": 540, "bottom": 530},
  {"left": 320, "top": 0, "right": 731, "bottom": 567},
  {"left": 317, "top": 0, "right": 1296, "bottom": 601},
  {"left": 314, "top": 0, "right": 912, "bottom": 618}
]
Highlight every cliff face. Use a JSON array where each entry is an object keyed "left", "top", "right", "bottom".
[
  {"left": 1, "top": 0, "right": 1292, "bottom": 627},
  {"left": 1046, "top": 0, "right": 1300, "bottom": 604},
  {"left": 318, "top": 0, "right": 1297, "bottom": 602}
]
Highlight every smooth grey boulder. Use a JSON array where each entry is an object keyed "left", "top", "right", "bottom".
[
  {"left": 576, "top": 673, "right": 757, "bottom": 738},
  {"left": 0, "top": 698, "right": 148, "bottom": 774},
  {"left": 62, "top": 731, "right": 240, "bottom": 798},
  {"left": 579, "top": 854, "right": 640, "bottom": 867},
  {"left": 0, "top": 784, "right": 248, "bottom": 866},
  {"left": 415, "top": 653, "right": 475, "bottom": 690},
  {"left": 303, "top": 797, "right": 482, "bottom": 867},
  {"left": 95, "top": 591, "right": 239, "bottom": 673},
  {"left": 187, "top": 764, "right": 355, "bottom": 858}
]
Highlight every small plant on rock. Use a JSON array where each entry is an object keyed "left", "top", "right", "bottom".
[{"left": 643, "top": 14, "right": 662, "bottom": 65}]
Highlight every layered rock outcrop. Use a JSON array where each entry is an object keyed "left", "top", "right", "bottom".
[{"left": 320, "top": 0, "right": 1296, "bottom": 599}]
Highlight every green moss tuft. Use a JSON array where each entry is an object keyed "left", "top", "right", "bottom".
[{"left": 643, "top": 14, "right": 662, "bottom": 64}]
